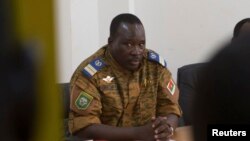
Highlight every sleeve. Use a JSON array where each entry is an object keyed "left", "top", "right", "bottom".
[
  {"left": 156, "top": 68, "right": 182, "bottom": 117},
  {"left": 68, "top": 74, "right": 102, "bottom": 134}
]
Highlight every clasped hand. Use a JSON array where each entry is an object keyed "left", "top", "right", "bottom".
[{"left": 151, "top": 116, "right": 174, "bottom": 141}]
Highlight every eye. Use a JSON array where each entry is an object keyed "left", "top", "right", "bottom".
[
  {"left": 139, "top": 43, "right": 145, "bottom": 47},
  {"left": 127, "top": 43, "right": 132, "bottom": 47},
  {"left": 139, "top": 43, "right": 145, "bottom": 49}
]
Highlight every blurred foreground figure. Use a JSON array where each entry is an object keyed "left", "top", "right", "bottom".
[
  {"left": 0, "top": 1, "right": 36, "bottom": 141},
  {"left": 1, "top": 0, "right": 63, "bottom": 141},
  {"left": 0, "top": 43, "right": 36, "bottom": 141},
  {"left": 193, "top": 34, "right": 250, "bottom": 141}
]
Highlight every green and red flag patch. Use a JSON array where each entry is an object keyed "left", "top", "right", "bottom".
[
  {"left": 75, "top": 91, "right": 93, "bottom": 110},
  {"left": 167, "top": 79, "right": 176, "bottom": 95}
]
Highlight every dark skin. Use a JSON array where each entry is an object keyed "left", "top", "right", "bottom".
[
  {"left": 75, "top": 123, "right": 155, "bottom": 141},
  {"left": 152, "top": 114, "right": 179, "bottom": 141},
  {"left": 75, "top": 22, "right": 178, "bottom": 141},
  {"left": 238, "top": 22, "right": 250, "bottom": 37},
  {"left": 108, "top": 23, "right": 146, "bottom": 71}
]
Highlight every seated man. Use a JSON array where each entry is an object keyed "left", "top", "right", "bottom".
[{"left": 68, "top": 13, "right": 182, "bottom": 141}]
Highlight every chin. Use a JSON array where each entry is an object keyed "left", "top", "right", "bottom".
[{"left": 127, "top": 65, "right": 140, "bottom": 71}]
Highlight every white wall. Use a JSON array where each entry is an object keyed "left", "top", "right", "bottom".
[
  {"left": 98, "top": 0, "right": 130, "bottom": 47},
  {"left": 134, "top": 0, "right": 250, "bottom": 79},
  {"left": 56, "top": 0, "right": 100, "bottom": 82},
  {"left": 70, "top": 0, "right": 99, "bottom": 76},
  {"left": 56, "top": 0, "right": 250, "bottom": 83},
  {"left": 55, "top": 0, "right": 72, "bottom": 83}
]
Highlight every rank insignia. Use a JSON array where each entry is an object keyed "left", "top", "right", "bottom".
[
  {"left": 75, "top": 91, "right": 93, "bottom": 110},
  {"left": 102, "top": 76, "right": 114, "bottom": 83},
  {"left": 82, "top": 58, "right": 106, "bottom": 78},
  {"left": 148, "top": 51, "right": 167, "bottom": 68}
]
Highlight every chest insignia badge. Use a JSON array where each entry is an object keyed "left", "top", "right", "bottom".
[{"left": 102, "top": 76, "right": 114, "bottom": 83}]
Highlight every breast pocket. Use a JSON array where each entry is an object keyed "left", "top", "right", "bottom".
[{"left": 99, "top": 83, "right": 123, "bottom": 125}]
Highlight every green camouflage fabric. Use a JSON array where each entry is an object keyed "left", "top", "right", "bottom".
[{"left": 68, "top": 45, "right": 182, "bottom": 134}]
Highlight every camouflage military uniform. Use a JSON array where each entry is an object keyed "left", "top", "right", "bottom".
[{"left": 68, "top": 45, "right": 182, "bottom": 134}]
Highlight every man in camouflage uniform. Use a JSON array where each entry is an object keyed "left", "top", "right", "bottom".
[{"left": 68, "top": 13, "right": 182, "bottom": 141}]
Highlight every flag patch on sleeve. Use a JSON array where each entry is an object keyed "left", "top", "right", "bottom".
[
  {"left": 167, "top": 79, "right": 176, "bottom": 95},
  {"left": 75, "top": 91, "right": 93, "bottom": 110}
]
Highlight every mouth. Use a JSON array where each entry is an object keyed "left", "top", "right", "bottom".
[
  {"left": 128, "top": 56, "right": 143, "bottom": 66},
  {"left": 130, "top": 59, "right": 141, "bottom": 66},
  {"left": 124, "top": 55, "right": 144, "bottom": 70}
]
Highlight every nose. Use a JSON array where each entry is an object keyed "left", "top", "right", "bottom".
[{"left": 131, "top": 45, "right": 143, "bottom": 55}]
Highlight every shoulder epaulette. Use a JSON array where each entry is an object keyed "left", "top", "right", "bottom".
[
  {"left": 82, "top": 58, "right": 106, "bottom": 78},
  {"left": 148, "top": 50, "right": 167, "bottom": 68}
]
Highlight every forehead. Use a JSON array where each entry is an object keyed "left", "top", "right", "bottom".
[{"left": 116, "top": 23, "right": 145, "bottom": 39}]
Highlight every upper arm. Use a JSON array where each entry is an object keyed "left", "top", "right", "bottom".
[
  {"left": 69, "top": 74, "right": 102, "bottom": 134},
  {"left": 156, "top": 68, "right": 182, "bottom": 117}
]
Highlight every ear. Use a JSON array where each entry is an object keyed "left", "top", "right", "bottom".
[{"left": 108, "top": 37, "right": 113, "bottom": 44}]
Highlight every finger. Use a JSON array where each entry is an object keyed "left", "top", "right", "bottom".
[
  {"left": 151, "top": 116, "right": 156, "bottom": 121},
  {"left": 155, "top": 124, "right": 168, "bottom": 134},
  {"left": 153, "top": 116, "right": 168, "bottom": 128},
  {"left": 161, "top": 116, "right": 168, "bottom": 124},
  {"left": 152, "top": 117, "right": 162, "bottom": 128},
  {"left": 166, "top": 125, "right": 174, "bottom": 138},
  {"left": 151, "top": 116, "right": 156, "bottom": 128},
  {"left": 159, "top": 116, "right": 168, "bottom": 124},
  {"left": 155, "top": 139, "right": 168, "bottom": 141},
  {"left": 155, "top": 116, "right": 168, "bottom": 129},
  {"left": 154, "top": 132, "right": 168, "bottom": 139}
]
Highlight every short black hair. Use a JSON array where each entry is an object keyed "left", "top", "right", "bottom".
[
  {"left": 233, "top": 18, "right": 250, "bottom": 39},
  {"left": 109, "top": 13, "right": 143, "bottom": 38}
]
